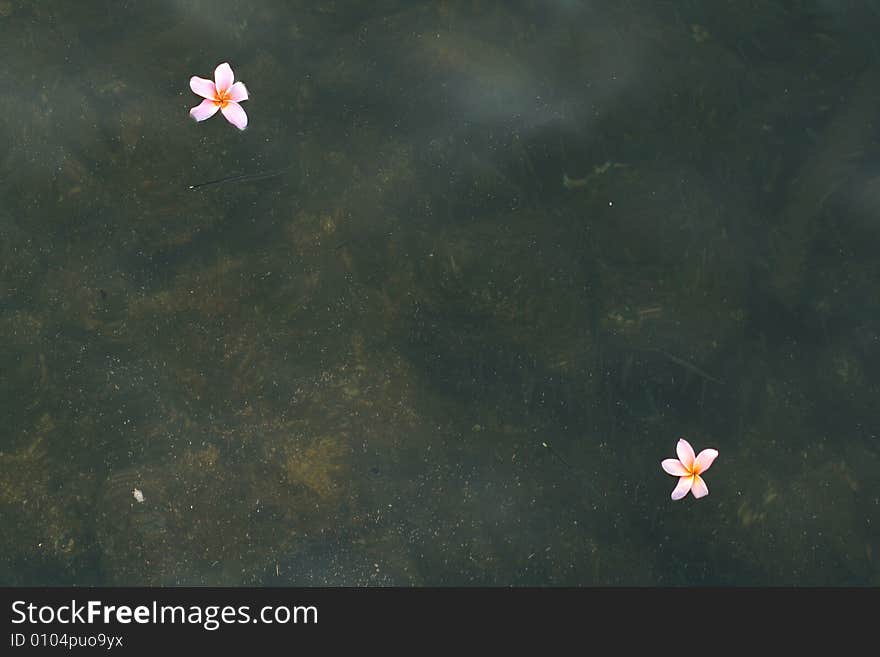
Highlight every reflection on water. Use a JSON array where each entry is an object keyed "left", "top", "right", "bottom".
[{"left": 1, "top": 0, "right": 878, "bottom": 585}]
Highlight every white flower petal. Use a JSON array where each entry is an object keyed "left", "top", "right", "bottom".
[
  {"left": 676, "top": 439, "right": 695, "bottom": 469},
  {"left": 228, "top": 81, "right": 248, "bottom": 102},
  {"left": 671, "top": 475, "right": 694, "bottom": 500},
  {"left": 691, "top": 474, "right": 709, "bottom": 498},
  {"left": 214, "top": 62, "right": 234, "bottom": 92},
  {"left": 694, "top": 449, "right": 718, "bottom": 474},
  {"left": 190, "top": 99, "right": 220, "bottom": 122},
  {"left": 190, "top": 76, "right": 217, "bottom": 100},
  {"left": 662, "top": 459, "right": 689, "bottom": 477},
  {"left": 220, "top": 102, "right": 248, "bottom": 130}
]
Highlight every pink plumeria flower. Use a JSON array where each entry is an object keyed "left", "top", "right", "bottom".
[
  {"left": 189, "top": 62, "right": 249, "bottom": 130},
  {"left": 661, "top": 439, "right": 718, "bottom": 500}
]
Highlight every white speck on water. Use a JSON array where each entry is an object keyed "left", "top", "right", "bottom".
[{"left": 132, "top": 488, "right": 145, "bottom": 503}]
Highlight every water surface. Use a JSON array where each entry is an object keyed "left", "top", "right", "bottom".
[{"left": 1, "top": 0, "right": 878, "bottom": 585}]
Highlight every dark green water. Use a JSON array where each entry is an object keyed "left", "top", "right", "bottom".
[{"left": 1, "top": 0, "right": 878, "bottom": 585}]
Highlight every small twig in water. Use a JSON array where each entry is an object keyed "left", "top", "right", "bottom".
[
  {"left": 542, "top": 441, "right": 574, "bottom": 470},
  {"left": 651, "top": 348, "right": 724, "bottom": 384},
  {"left": 188, "top": 164, "right": 291, "bottom": 190}
]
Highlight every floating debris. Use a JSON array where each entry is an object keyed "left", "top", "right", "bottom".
[
  {"left": 651, "top": 348, "right": 725, "bottom": 385},
  {"left": 562, "top": 161, "right": 626, "bottom": 189},
  {"left": 132, "top": 488, "right": 145, "bottom": 503}
]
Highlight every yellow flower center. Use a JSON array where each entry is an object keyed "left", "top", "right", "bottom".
[{"left": 214, "top": 88, "right": 230, "bottom": 108}]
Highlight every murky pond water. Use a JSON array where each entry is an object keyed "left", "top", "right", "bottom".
[{"left": 1, "top": 0, "right": 878, "bottom": 585}]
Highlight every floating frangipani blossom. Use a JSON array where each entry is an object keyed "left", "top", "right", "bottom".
[
  {"left": 661, "top": 439, "right": 718, "bottom": 500},
  {"left": 189, "top": 62, "right": 249, "bottom": 130}
]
